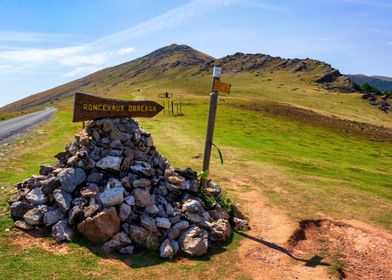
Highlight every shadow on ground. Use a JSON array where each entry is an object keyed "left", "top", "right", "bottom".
[{"left": 235, "top": 230, "right": 330, "bottom": 268}]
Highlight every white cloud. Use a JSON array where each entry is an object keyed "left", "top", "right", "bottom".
[
  {"left": 0, "top": 45, "right": 135, "bottom": 66},
  {"left": 64, "top": 66, "right": 103, "bottom": 77},
  {"left": 0, "top": 0, "right": 243, "bottom": 77},
  {"left": 94, "top": 0, "right": 239, "bottom": 47},
  {"left": 0, "top": 31, "right": 82, "bottom": 42},
  {"left": 388, "top": 42, "right": 392, "bottom": 45},
  {"left": 0, "top": 64, "right": 11, "bottom": 72},
  {"left": 117, "top": 47, "right": 135, "bottom": 55}
]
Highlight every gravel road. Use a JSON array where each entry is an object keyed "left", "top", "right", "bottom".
[{"left": 0, "top": 107, "right": 56, "bottom": 144}]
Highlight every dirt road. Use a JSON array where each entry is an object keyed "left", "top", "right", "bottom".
[{"left": 0, "top": 107, "right": 55, "bottom": 144}]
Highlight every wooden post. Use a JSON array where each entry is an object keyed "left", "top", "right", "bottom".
[
  {"left": 201, "top": 66, "right": 221, "bottom": 187},
  {"left": 171, "top": 101, "right": 174, "bottom": 116}
]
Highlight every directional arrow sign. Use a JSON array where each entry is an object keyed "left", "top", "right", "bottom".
[
  {"left": 73, "top": 92, "right": 164, "bottom": 122},
  {"left": 213, "top": 80, "right": 231, "bottom": 94}
]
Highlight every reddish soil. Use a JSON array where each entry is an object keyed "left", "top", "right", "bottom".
[
  {"left": 12, "top": 229, "right": 71, "bottom": 255},
  {"left": 287, "top": 219, "right": 392, "bottom": 280},
  {"left": 223, "top": 175, "right": 392, "bottom": 280}
]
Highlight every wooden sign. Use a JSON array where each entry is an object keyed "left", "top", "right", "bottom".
[
  {"left": 73, "top": 92, "right": 164, "bottom": 122},
  {"left": 213, "top": 80, "right": 231, "bottom": 94}
]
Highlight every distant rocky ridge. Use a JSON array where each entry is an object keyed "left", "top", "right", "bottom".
[
  {"left": 199, "top": 52, "right": 355, "bottom": 92},
  {"left": 9, "top": 117, "right": 247, "bottom": 258},
  {"left": 1, "top": 44, "right": 356, "bottom": 112}
]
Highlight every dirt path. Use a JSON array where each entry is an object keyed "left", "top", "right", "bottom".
[
  {"left": 217, "top": 170, "right": 392, "bottom": 280},
  {"left": 221, "top": 176, "right": 331, "bottom": 280}
]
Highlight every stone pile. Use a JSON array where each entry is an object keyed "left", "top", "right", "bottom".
[
  {"left": 362, "top": 92, "right": 391, "bottom": 113},
  {"left": 8, "top": 118, "right": 245, "bottom": 259}
]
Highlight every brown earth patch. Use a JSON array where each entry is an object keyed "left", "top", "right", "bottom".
[
  {"left": 219, "top": 171, "right": 392, "bottom": 280},
  {"left": 287, "top": 219, "right": 392, "bottom": 280},
  {"left": 12, "top": 229, "right": 71, "bottom": 255},
  {"left": 231, "top": 99, "right": 392, "bottom": 142}
]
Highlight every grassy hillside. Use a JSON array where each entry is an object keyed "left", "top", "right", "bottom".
[{"left": 0, "top": 44, "right": 391, "bottom": 279}]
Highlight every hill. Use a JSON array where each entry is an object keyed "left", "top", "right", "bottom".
[
  {"left": 0, "top": 44, "right": 355, "bottom": 112},
  {"left": 1, "top": 44, "right": 392, "bottom": 279},
  {"left": 347, "top": 74, "right": 392, "bottom": 92}
]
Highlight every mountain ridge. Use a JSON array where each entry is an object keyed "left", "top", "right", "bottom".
[{"left": 1, "top": 44, "right": 355, "bottom": 112}]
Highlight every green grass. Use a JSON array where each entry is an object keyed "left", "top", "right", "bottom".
[{"left": 0, "top": 68, "right": 392, "bottom": 278}]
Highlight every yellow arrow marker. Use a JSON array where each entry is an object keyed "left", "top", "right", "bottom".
[{"left": 213, "top": 80, "right": 232, "bottom": 94}]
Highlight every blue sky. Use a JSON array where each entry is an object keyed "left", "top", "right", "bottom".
[{"left": 0, "top": 0, "right": 391, "bottom": 106}]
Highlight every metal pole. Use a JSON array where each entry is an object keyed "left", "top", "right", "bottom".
[{"left": 201, "top": 66, "right": 221, "bottom": 187}]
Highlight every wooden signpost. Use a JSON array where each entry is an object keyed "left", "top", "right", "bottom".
[
  {"left": 201, "top": 67, "right": 231, "bottom": 187},
  {"left": 72, "top": 92, "right": 164, "bottom": 122}
]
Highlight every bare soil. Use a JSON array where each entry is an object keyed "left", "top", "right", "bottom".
[
  {"left": 223, "top": 175, "right": 392, "bottom": 280},
  {"left": 12, "top": 229, "right": 71, "bottom": 255}
]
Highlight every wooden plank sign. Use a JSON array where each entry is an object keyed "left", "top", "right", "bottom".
[
  {"left": 213, "top": 80, "right": 231, "bottom": 94},
  {"left": 73, "top": 92, "right": 164, "bottom": 122}
]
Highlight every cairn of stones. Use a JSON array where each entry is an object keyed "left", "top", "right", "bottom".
[{"left": 9, "top": 118, "right": 246, "bottom": 258}]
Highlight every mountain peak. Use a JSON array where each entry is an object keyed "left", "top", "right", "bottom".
[{"left": 141, "top": 44, "right": 214, "bottom": 67}]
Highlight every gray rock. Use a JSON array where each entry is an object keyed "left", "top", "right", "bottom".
[
  {"left": 209, "top": 219, "right": 232, "bottom": 242},
  {"left": 10, "top": 201, "right": 34, "bottom": 220},
  {"left": 41, "top": 177, "right": 60, "bottom": 195},
  {"left": 23, "top": 206, "right": 46, "bottom": 225},
  {"left": 145, "top": 204, "right": 159, "bottom": 215},
  {"left": 155, "top": 217, "right": 171, "bottom": 229},
  {"left": 141, "top": 214, "right": 157, "bottom": 232},
  {"left": 106, "top": 178, "right": 122, "bottom": 188},
  {"left": 99, "top": 187, "right": 124, "bottom": 207},
  {"left": 96, "top": 156, "right": 123, "bottom": 172},
  {"left": 160, "top": 238, "right": 179, "bottom": 259},
  {"left": 185, "top": 212, "right": 209, "bottom": 229},
  {"left": 119, "top": 203, "right": 132, "bottom": 222},
  {"left": 128, "top": 225, "right": 162, "bottom": 250},
  {"left": 208, "top": 205, "right": 230, "bottom": 220},
  {"left": 233, "top": 217, "right": 249, "bottom": 231},
  {"left": 130, "top": 161, "right": 154, "bottom": 176},
  {"left": 119, "top": 245, "right": 134, "bottom": 255},
  {"left": 59, "top": 168, "right": 86, "bottom": 193},
  {"left": 178, "top": 226, "right": 208, "bottom": 256},
  {"left": 14, "top": 220, "right": 33, "bottom": 230},
  {"left": 205, "top": 181, "right": 221, "bottom": 200},
  {"left": 25, "top": 188, "right": 48, "bottom": 205},
  {"left": 52, "top": 219, "right": 74, "bottom": 242},
  {"left": 68, "top": 205, "right": 84, "bottom": 225},
  {"left": 121, "top": 223, "right": 130, "bottom": 234},
  {"left": 110, "top": 139, "right": 122, "bottom": 149},
  {"left": 132, "top": 188, "right": 154, "bottom": 208},
  {"left": 182, "top": 199, "right": 201, "bottom": 213},
  {"left": 39, "top": 164, "right": 54, "bottom": 176},
  {"left": 43, "top": 207, "right": 65, "bottom": 226},
  {"left": 102, "top": 232, "right": 132, "bottom": 255},
  {"left": 168, "top": 220, "right": 189, "bottom": 240},
  {"left": 124, "top": 195, "right": 135, "bottom": 206},
  {"left": 132, "top": 178, "right": 151, "bottom": 188},
  {"left": 53, "top": 189, "right": 72, "bottom": 212},
  {"left": 87, "top": 172, "right": 103, "bottom": 184},
  {"left": 167, "top": 176, "right": 185, "bottom": 186}
]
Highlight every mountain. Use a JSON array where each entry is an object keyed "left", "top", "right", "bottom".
[
  {"left": 347, "top": 74, "right": 392, "bottom": 92},
  {"left": 0, "top": 44, "right": 355, "bottom": 112}
]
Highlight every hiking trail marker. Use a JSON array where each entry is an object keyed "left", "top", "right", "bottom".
[
  {"left": 201, "top": 66, "right": 232, "bottom": 187},
  {"left": 73, "top": 92, "right": 164, "bottom": 122}
]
